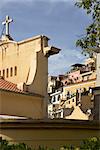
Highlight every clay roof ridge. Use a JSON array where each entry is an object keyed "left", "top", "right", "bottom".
[{"left": 0, "top": 77, "right": 23, "bottom": 93}]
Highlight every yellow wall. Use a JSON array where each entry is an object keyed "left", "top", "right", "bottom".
[
  {"left": 0, "top": 90, "right": 44, "bottom": 119},
  {"left": 0, "top": 35, "right": 59, "bottom": 118},
  {"left": 0, "top": 35, "right": 60, "bottom": 119},
  {"left": 63, "top": 80, "right": 96, "bottom": 99},
  {"left": 0, "top": 120, "right": 99, "bottom": 149},
  {"left": 0, "top": 36, "right": 48, "bottom": 97}
]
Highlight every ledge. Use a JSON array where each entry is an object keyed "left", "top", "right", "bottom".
[{"left": 0, "top": 119, "right": 99, "bottom": 130}]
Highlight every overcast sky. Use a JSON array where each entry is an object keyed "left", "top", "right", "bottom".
[{"left": 0, "top": 0, "right": 91, "bottom": 75}]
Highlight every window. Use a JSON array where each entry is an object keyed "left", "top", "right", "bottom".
[
  {"left": 67, "top": 91, "right": 70, "bottom": 99},
  {"left": 10, "top": 67, "right": 13, "bottom": 77},
  {"left": 67, "top": 91, "right": 70, "bottom": 96},
  {"left": 52, "top": 96, "right": 56, "bottom": 102},
  {"left": 89, "top": 87, "right": 92, "bottom": 94},
  {"left": 72, "top": 99, "right": 74, "bottom": 102},
  {"left": 3, "top": 69, "right": 5, "bottom": 78},
  {"left": 0, "top": 70, "right": 1, "bottom": 76},
  {"left": 6, "top": 68, "right": 9, "bottom": 78},
  {"left": 15, "top": 66, "right": 17, "bottom": 76},
  {"left": 53, "top": 104, "right": 55, "bottom": 107},
  {"left": 58, "top": 95, "right": 60, "bottom": 101},
  {"left": 87, "top": 76, "right": 89, "bottom": 80},
  {"left": 82, "top": 76, "right": 84, "bottom": 81},
  {"left": 83, "top": 88, "right": 86, "bottom": 92}
]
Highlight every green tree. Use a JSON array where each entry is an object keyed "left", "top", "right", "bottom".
[{"left": 75, "top": 0, "right": 100, "bottom": 55}]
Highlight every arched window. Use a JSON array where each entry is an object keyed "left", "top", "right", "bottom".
[
  {"left": 10, "top": 67, "right": 13, "bottom": 77},
  {"left": 14, "top": 66, "right": 17, "bottom": 76},
  {"left": 6, "top": 68, "right": 9, "bottom": 78}
]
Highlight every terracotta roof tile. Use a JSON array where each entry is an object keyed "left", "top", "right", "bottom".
[
  {"left": 0, "top": 77, "right": 44, "bottom": 97},
  {"left": 0, "top": 77, "right": 23, "bottom": 93}
]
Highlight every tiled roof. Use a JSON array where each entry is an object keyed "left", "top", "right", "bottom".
[
  {"left": 0, "top": 77, "right": 23, "bottom": 93},
  {"left": 0, "top": 77, "right": 43, "bottom": 97}
]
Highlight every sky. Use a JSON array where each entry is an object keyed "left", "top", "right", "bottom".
[{"left": 0, "top": 0, "right": 91, "bottom": 75}]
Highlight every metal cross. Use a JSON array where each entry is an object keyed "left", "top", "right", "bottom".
[{"left": 2, "top": 15, "right": 13, "bottom": 35}]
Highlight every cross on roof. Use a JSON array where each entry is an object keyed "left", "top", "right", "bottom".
[{"left": 2, "top": 15, "right": 13, "bottom": 36}]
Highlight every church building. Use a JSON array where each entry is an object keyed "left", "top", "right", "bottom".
[{"left": 0, "top": 15, "right": 60, "bottom": 119}]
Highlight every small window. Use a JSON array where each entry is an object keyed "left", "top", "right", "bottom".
[
  {"left": 52, "top": 96, "right": 56, "bottom": 103},
  {"left": 10, "top": 67, "right": 13, "bottom": 77},
  {"left": 0, "top": 70, "right": 1, "bottom": 76},
  {"left": 67, "top": 91, "right": 70, "bottom": 98},
  {"left": 83, "top": 88, "right": 86, "bottom": 92},
  {"left": 58, "top": 95, "right": 60, "bottom": 101},
  {"left": 69, "top": 101, "right": 70, "bottom": 104},
  {"left": 72, "top": 99, "right": 74, "bottom": 102},
  {"left": 87, "top": 76, "right": 89, "bottom": 80},
  {"left": 6, "top": 68, "right": 9, "bottom": 78},
  {"left": 15, "top": 66, "right": 17, "bottom": 76},
  {"left": 53, "top": 104, "right": 55, "bottom": 107},
  {"left": 3, "top": 69, "right": 5, "bottom": 78}
]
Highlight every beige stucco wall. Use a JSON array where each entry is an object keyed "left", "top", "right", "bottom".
[
  {"left": 0, "top": 90, "right": 44, "bottom": 119},
  {"left": 27, "top": 50, "right": 48, "bottom": 96},
  {"left": 0, "top": 120, "right": 99, "bottom": 149},
  {"left": 0, "top": 35, "right": 53, "bottom": 119},
  {"left": 96, "top": 53, "right": 100, "bottom": 87},
  {"left": 0, "top": 35, "right": 60, "bottom": 118},
  {"left": 0, "top": 36, "right": 48, "bottom": 97},
  {"left": 0, "top": 38, "right": 39, "bottom": 83}
]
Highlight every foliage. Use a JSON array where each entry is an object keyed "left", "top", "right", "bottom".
[
  {"left": 59, "top": 145, "right": 78, "bottom": 150},
  {"left": 75, "top": 0, "right": 100, "bottom": 55},
  {"left": 0, "top": 138, "right": 33, "bottom": 150},
  {"left": 0, "top": 137, "right": 100, "bottom": 150},
  {"left": 80, "top": 137, "right": 100, "bottom": 150}
]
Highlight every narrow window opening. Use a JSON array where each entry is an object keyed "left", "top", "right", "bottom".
[
  {"left": 15, "top": 66, "right": 17, "bottom": 76},
  {"left": 10, "top": 67, "right": 13, "bottom": 77},
  {"left": 6, "top": 68, "right": 9, "bottom": 78},
  {"left": 3, "top": 69, "right": 5, "bottom": 78}
]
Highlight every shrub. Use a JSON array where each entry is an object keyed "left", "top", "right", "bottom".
[
  {"left": 80, "top": 137, "right": 100, "bottom": 150},
  {"left": 0, "top": 137, "right": 100, "bottom": 150},
  {"left": 0, "top": 138, "right": 33, "bottom": 150}
]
